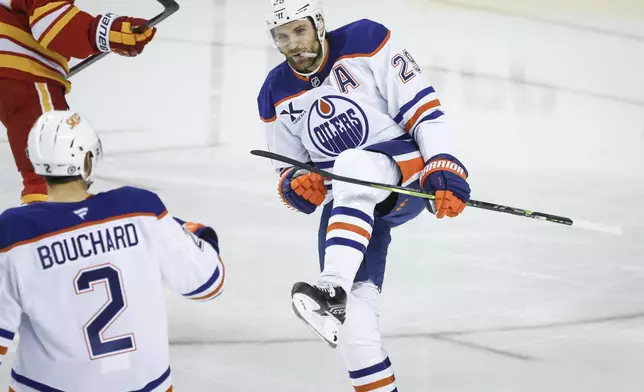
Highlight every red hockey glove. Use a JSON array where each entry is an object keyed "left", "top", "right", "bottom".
[{"left": 90, "top": 14, "right": 156, "bottom": 57}]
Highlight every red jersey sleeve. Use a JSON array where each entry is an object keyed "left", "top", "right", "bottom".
[{"left": 12, "top": 0, "right": 99, "bottom": 59}]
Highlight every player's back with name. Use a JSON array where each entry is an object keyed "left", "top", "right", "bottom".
[
  {"left": 36, "top": 220, "right": 140, "bottom": 270},
  {"left": 0, "top": 187, "right": 183, "bottom": 391}
]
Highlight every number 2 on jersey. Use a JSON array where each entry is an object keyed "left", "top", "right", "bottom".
[
  {"left": 74, "top": 264, "right": 136, "bottom": 359},
  {"left": 391, "top": 49, "right": 422, "bottom": 83}
]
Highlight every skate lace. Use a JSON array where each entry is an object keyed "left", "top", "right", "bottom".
[{"left": 317, "top": 283, "right": 336, "bottom": 298}]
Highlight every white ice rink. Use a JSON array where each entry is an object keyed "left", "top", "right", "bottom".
[{"left": 1, "top": 0, "right": 644, "bottom": 390}]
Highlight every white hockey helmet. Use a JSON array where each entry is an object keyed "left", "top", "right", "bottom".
[
  {"left": 27, "top": 111, "right": 103, "bottom": 185},
  {"left": 266, "top": 0, "right": 325, "bottom": 48}
]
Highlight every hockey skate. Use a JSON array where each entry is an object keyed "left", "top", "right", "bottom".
[{"left": 291, "top": 282, "right": 347, "bottom": 348}]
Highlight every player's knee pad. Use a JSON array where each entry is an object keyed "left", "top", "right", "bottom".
[{"left": 333, "top": 149, "right": 400, "bottom": 205}]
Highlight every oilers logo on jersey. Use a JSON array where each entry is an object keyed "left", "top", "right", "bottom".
[{"left": 308, "top": 96, "right": 369, "bottom": 156}]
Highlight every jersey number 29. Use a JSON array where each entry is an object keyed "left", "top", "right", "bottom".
[
  {"left": 391, "top": 50, "right": 422, "bottom": 83},
  {"left": 74, "top": 264, "right": 136, "bottom": 359}
]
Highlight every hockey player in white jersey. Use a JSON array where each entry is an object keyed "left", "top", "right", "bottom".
[
  {"left": 258, "top": 0, "right": 471, "bottom": 390},
  {"left": 0, "top": 111, "right": 225, "bottom": 391}
]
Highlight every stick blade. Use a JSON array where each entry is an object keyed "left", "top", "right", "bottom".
[{"left": 572, "top": 219, "right": 624, "bottom": 236}]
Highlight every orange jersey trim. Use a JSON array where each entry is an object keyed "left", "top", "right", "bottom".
[
  {"left": 260, "top": 114, "right": 276, "bottom": 123},
  {"left": 397, "top": 156, "right": 424, "bottom": 184},
  {"left": 293, "top": 71, "right": 307, "bottom": 82},
  {"left": 0, "top": 210, "right": 169, "bottom": 254},
  {"left": 337, "top": 30, "right": 391, "bottom": 63},
  {"left": 274, "top": 89, "right": 308, "bottom": 108},
  {"left": 404, "top": 99, "right": 441, "bottom": 132}
]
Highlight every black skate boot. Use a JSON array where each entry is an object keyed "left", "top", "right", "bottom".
[{"left": 291, "top": 282, "right": 347, "bottom": 348}]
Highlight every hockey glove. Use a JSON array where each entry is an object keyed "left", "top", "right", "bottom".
[
  {"left": 174, "top": 218, "right": 220, "bottom": 253},
  {"left": 279, "top": 167, "right": 327, "bottom": 214},
  {"left": 90, "top": 14, "right": 156, "bottom": 57},
  {"left": 420, "top": 154, "right": 471, "bottom": 219}
]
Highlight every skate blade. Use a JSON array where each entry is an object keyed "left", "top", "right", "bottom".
[{"left": 291, "top": 294, "right": 340, "bottom": 349}]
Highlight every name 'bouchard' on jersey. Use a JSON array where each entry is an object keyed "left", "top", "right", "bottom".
[{"left": 37, "top": 223, "right": 140, "bottom": 270}]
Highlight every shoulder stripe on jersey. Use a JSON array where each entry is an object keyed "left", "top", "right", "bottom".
[
  {"left": 0, "top": 210, "right": 168, "bottom": 254},
  {"left": 393, "top": 86, "right": 435, "bottom": 124},
  {"left": 274, "top": 89, "right": 308, "bottom": 108},
  {"left": 0, "top": 329, "right": 15, "bottom": 341},
  {"left": 336, "top": 30, "right": 391, "bottom": 62}
]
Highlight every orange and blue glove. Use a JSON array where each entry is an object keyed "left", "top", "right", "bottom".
[
  {"left": 278, "top": 167, "right": 327, "bottom": 214},
  {"left": 420, "top": 154, "right": 471, "bottom": 219},
  {"left": 90, "top": 13, "right": 156, "bottom": 57}
]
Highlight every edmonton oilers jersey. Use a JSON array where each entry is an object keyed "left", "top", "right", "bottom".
[
  {"left": 0, "top": 187, "right": 225, "bottom": 392},
  {"left": 258, "top": 19, "right": 448, "bottom": 202}
]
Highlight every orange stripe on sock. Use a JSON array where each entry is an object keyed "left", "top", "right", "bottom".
[
  {"left": 354, "top": 375, "right": 396, "bottom": 392},
  {"left": 327, "top": 222, "right": 371, "bottom": 240}
]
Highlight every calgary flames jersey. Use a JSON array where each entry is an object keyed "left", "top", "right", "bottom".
[{"left": 0, "top": 0, "right": 100, "bottom": 92}]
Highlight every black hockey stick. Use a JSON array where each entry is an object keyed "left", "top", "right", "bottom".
[
  {"left": 250, "top": 150, "right": 623, "bottom": 236},
  {"left": 68, "top": 0, "right": 180, "bottom": 78}
]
